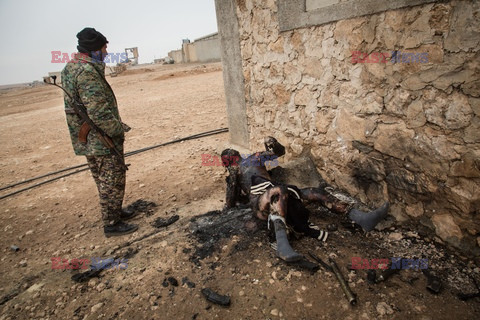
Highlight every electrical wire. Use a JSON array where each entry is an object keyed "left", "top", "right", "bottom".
[{"left": 0, "top": 128, "right": 228, "bottom": 200}]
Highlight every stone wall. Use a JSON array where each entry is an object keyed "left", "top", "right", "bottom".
[
  {"left": 168, "top": 49, "right": 184, "bottom": 63},
  {"left": 232, "top": 0, "right": 480, "bottom": 254},
  {"left": 195, "top": 34, "right": 222, "bottom": 62},
  {"left": 168, "top": 34, "right": 221, "bottom": 64}
]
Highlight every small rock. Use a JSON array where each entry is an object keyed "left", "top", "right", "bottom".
[
  {"left": 161, "top": 279, "right": 169, "bottom": 287},
  {"left": 181, "top": 277, "right": 195, "bottom": 288},
  {"left": 239, "top": 290, "right": 245, "bottom": 296},
  {"left": 388, "top": 232, "right": 403, "bottom": 241},
  {"left": 270, "top": 309, "right": 279, "bottom": 316},
  {"left": 19, "top": 260, "right": 27, "bottom": 267},
  {"left": 376, "top": 302, "right": 394, "bottom": 316},
  {"left": 149, "top": 295, "right": 157, "bottom": 306},
  {"left": 27, "top": 283, "right": 44, "bottom": 293},
  {"left": 167, "top": 277, "right": 178, "bottom": 286},
  {"left": 406, "top": 231, "right": 419, "bottom": 238},
  {"left": 88, "top": 279, "right": 98, "bottom": 288},
  {"left": 96, "top": 283, "right": 106, "bottom": 292},
  {"left": 91, "top": 302, "right": 103, "bottom": 313},
  {"left": 414, "top": 305, "right": 427, "bottom": 312},
  {"left": 25, "top": 230, "right": 33, "bottom": 236}
]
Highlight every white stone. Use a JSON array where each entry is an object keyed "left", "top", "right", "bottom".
[
  {"left": 91, "top": 303, "right": 103, "bottom": 313},
  {"left": 388, "top": 232, "right": 403, "bottom": 241}
]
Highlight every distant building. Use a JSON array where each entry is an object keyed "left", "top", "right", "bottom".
[{"left": 168, "top": 32, "right": 221, "bottom": 63}]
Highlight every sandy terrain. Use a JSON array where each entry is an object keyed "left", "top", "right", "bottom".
[{"left": 0, "top": 62, "right": 479, "bottom": 320}]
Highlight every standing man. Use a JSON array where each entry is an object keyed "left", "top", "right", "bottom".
[{"left": 61, "top": 27, "right": 138, "bottom": 237}]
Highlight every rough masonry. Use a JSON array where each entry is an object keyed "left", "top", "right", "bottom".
[{"left": 216, "top": 0, "right": 479, "bottom": 254}]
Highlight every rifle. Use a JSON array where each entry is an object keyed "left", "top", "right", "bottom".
[{"left": 45, "top": 75, "right": 128, "bottom": 171}]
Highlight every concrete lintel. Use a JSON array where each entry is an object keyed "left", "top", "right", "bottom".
[{"left": 279, "top": 0, "right": 440, "bottom": 31}]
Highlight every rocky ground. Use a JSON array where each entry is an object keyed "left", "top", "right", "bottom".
[{"left": 0, "top": 62, "right": 479, "bottom": 320}]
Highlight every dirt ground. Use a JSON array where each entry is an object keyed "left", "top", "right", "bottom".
[{"left": 0, "top": 62, "right": 479, "bottom": 320}]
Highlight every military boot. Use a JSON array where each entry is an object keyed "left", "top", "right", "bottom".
[{"left": 104, "top": 221, "right": 138, "bottom": 237}]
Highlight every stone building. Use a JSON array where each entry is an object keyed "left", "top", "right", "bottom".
[
  {"left": 214, "top": 0, "right": 480, "bottom": 254},
  {"left": 168, "top": 33, "right": 221, "bottom": 63}
]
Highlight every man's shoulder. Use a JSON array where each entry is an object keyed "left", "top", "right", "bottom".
[
  {"left": 62, "top": 61, "right": 88, "bottom": 81},
  {"left": 62, "top": 60, "right": 99, "bottom": 78}
]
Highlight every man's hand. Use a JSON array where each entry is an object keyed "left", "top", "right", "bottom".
[
  {"left": 264, "top": 136, "right": 285, "bottom": 156},
  {"left": 122, "top": 122, "right": 132, "bottom": 132}
]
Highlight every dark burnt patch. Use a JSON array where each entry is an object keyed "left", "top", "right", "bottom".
[{"left": 188, "top": 208, "right": 265, "bottom": 265}]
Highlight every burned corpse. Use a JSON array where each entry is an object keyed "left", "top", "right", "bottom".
[{"left": 222, "top": 137, "right": 389, "bottom": 262}]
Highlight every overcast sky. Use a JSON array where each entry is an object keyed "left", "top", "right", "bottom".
[{"left": 0, "top": 0, "right": 218, "bottom": 85}]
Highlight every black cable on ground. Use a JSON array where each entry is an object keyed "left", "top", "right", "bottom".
[
  {"left": 0, "top": 168, "right": 90, "bottom": 201},
  {"left": 0, "top": 127, "right": 228, "bottom": 192},
  {"left": 0, "top": 163, "right": 87, "bottom": 192},
  {"left": 0, "top": 128, "right": 228, "bottom": 201}
]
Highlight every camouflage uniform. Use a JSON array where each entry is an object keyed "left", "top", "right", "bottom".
[{"left": 61, "top": 53, "right": 126, "bottom": 226}]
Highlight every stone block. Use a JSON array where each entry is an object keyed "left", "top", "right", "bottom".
[
  {"left": 294, "top": 87, "right": 312, "bottom": 106},
  {"left": 335, "top": 109, "right": 371, "bottom": 143},
  {"left": 386, "top": 169, "right": 431, "bottom": 195},
  {"left": 444, "top": 92, "right": 473, "bottom": 130},
  {"left": 284, "top": 64, "right": 302, "bottom": 85},
  {"left": 431, "top": 213, "right": 463, "bottom": 242},
  {"left": 315, "top": 109, "right": 334, "bottom": 134},
  {"left": 389, "top": 203, "right": 409, "bottom": 223},
  {"left": 449, "top": 151, "right": 480, "bottom": 178},
  {"left": 374, "top": 123, "right": 415, "bottom": 160},
  {"left": 406, "top": 100, "right": 426, "bottom": 128},
  {"left": 464, "top": 116, "right": 480, "bottom": 143},
  {"left": 406, "top": 202, "right": 424, "bottom": 218},
  {"left": 290, "top": 138, "right": 304, "bottom": 155},
  {"left": 402, "top": 75, "right": 427, "bottom": 91},
  {"left": 385, "top": 88, "right": 411, "bottom": 117},
  {"left": 444, "top": 0, "right": 480, "bottom": 52},
  {"left": 303, "top": 57, "right": 323, "bottom": 79}
]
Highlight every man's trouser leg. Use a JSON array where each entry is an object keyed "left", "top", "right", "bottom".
[
  {"left": 299, "top": 187, "right": 389, "bottom": 232},
  {"left": 86, "top": 154, "right": 126, "bottom": 226}
]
